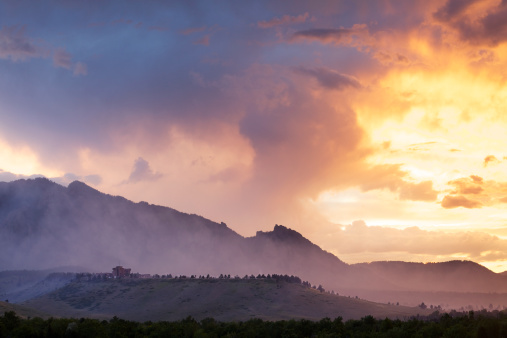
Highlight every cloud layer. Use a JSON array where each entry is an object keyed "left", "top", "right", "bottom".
[{"left": 314, "top": 220, "right": 507, "bottom": 266}]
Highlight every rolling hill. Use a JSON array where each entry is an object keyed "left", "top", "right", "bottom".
[{"left": 21, "top": 277, "right": 431, "bottom": 322}]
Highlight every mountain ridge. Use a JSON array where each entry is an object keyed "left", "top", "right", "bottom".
[{"left": 1, "top": 178, "right": 507, "bottom": 308}]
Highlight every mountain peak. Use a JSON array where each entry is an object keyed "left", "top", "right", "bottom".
[
  {"left": 67, "top": 180, "right": 101, "bottom": 197},
  {"left": 255, "top": 224, "right": 307, "bottom": 244},
  {"left": 273, "top": 224, "right": 304, "bottom": 238},
  {"left": 68, "top": 180, "right": 90, "bottom": 189}
]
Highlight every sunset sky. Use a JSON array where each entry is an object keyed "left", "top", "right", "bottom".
[{"left": 2, "top": 0, "right": 507, "bottom": 272}]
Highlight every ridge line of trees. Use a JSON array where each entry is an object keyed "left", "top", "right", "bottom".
[{"left": 73, "top": 272, "right": 333, "bottom": 294}]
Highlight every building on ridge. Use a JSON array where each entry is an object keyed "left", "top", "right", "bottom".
[{"left": 112, "top": 265, "right": 131, "bottom": 278}]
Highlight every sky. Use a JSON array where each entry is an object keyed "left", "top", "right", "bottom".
[{"left": 2, "top": 0, "right": 507, "bottom": 272}]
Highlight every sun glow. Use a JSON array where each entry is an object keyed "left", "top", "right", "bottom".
[{"left": 0, "top": 138, "right": 61, "bottom": 177}]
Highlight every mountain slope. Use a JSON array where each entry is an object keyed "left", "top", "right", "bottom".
[{"left": 0, "top": 178, "right": 246, "bottom": 274}]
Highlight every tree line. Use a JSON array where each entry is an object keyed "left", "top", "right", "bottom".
[
  {"left": 74, "top": 272, "right": 331, "bottom": 293},
  {"left": 2, "top": 309, "right": 507, "bottom": 337}
]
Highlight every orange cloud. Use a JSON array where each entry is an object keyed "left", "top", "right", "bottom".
[
  {"left": 448, "top": 177, "right": 484, "bottom": 194},
  {"left": 399, "top": 180, "right": 438, "bottom": 202},
  {"left": 484, "top": 155, "right": 500, "bottom": 166},
  {"left": 470, "top": 175, "right": 484, "bottom": 183},
  {"left": 440, "top": 175, "right": 507, "bottom": 209},
  {"left": 359, "top": 164, "right": 438, "bottom": 202},
  {"left": 441, "top": 195, "right": 482, "bottom": 209},
  {"left": 314, "top": 220, "right": 507, "bottom": 264}
]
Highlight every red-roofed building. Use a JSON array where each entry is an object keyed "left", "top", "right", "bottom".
[{"left": 112, "top": 266, "right": 131, "bottom": 278}]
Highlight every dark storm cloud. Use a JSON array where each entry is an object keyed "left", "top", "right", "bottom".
[
  {"left": 433, "top": 0, "right": 477, "bottom": 22},
  {"left": 434, "top": 0, "right": 507, "bottom": 46},
  {"left": 0, "top": 2, "right": 237, "bottom": 164},
  {"left": 479, "top": 2, "right": 507, "bottom": 45},
  {"left": 0, "top": 0, "right": 430, "bottom": 170}
]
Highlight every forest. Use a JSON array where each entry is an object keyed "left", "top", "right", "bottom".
[{"left": 2, "top": 309, "right": 507, "bottom": 338}]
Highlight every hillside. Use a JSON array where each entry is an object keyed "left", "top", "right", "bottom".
[
  {"left": 0, "top": 270, "right": 50, "bottom": 302},
  {"left": 0, "top": 271, "right": 76, "bottom": 303},
  {"left": 1, "top": 178, "right": 507, "bottom": 308},
  {"left": 0, "top": 301, "right": 50, "bottom": 319},
  {"left": 22, "top": 277, "right": 430, "bottom": 322}
]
